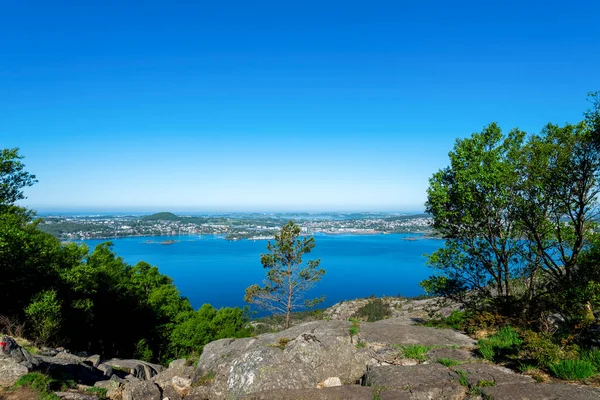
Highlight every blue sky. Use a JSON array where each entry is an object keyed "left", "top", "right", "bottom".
[{"left": 1, "top": 1, "right": 599, "bottom": 212}]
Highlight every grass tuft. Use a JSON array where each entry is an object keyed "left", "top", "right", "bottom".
[{"left": 549, "top": 359, "right": 596, "bottom": 381}]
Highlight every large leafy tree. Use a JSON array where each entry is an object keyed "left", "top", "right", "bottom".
[
  {"left": 245, "top": 221, "right": 325, "bottom": 328},
  {"left": 423, "top": 94, "right": 600, "bottom": 319},
  {"left": 424, "top": 123, "right": 526, "bottom": 305},
  {"left": 0, "top": 148, "right": 37, "bottom": 208}
]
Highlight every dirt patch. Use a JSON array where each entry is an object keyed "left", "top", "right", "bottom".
[{"left": 0, "top": 387, "right": 40, "bottom": 400}]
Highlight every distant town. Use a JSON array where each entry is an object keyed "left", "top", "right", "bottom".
[{"left": 38, "top": 211, "right": 436, "bottom": 241}]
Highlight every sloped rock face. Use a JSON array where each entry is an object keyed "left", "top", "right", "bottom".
[
  {"left": 241, "top": 386, "right": 374, "bottom": 400},
  {"left": 191, "top": 320, "right": 371, "bottom": 399},
  {"left": 482, "top": 382, "right": 600, "bottom": 399},
  {"left": 359, "top": 320, "right": 476, "bottom": 347}
]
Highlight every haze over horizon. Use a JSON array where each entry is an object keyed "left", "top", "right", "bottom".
[{"left": 2, "top": 1, "right": 599, "bottom": 212}]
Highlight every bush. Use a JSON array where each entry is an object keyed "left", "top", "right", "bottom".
[
  {"left": 519, "top": 330, "right": 565, "bottom": 368},
  {"left": 354, "top": 298, "right": 392, "bottom": 322},
  {"left": 549, "top": 359, "right": 596, "bottom": 380},
  {"left": 463, "top": 311, "right": 506, "bottom": 334}
]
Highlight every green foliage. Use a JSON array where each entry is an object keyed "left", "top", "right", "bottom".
[
  {"left": 437, "top": 358, "right": 461, "bottom": 367},
  {"left": 477, "top": 380, "right": 496, "bottom": 387},
  {"left": 519, "top": 331, "right": 565, "bottom": 368},
  {"left": 549, "top": 359, "right": 596, "bottom": 380},
  {"left": 354, "top": 298, "right": 392, "bottom": 322},
  {"left": 395, "top": 344, "right": 432, "bottom": 361},
  {"left": 0, "top": 148, "right": 38, "bottom": 207},
  {"left": 25, "top": 290, "right": 62, "bottom": 345},
  {"left": 424, "top": 310, "right": 465, "bottom": 330},
  {"left": 169, "top": 304, "right": 253, "bottom": 358},
  {"left": 582, "top": 349, "right": 600, "bottom": 371},
  {"left": 477, "top": 326, "right": 522, "bottom": 361},
  {"left": 245, "top": 221, "right": 325, "bottom": 328},
  {"left": 423, "top": 97, "right": 600, "bottom": 320}
]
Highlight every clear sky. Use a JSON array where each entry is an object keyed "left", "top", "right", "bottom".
[{"left": 1, "top": 1, "right": 599, "bottom": 212}]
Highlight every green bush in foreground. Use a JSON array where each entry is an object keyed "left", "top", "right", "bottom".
[{"left": 549, "top": 359, "right": 596, "bottom": 380}]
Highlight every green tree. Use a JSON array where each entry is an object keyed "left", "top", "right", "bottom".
[
  {"left": 0, "top": 148, "right": 37, "bottom": 207},
  {"left": 245, "top": 221, "right": 325, "bottom": 328},
  {"left": 423, "top": 123, "right": 526, "bottom": 305},
  {"left": 25, "top": 290, "right": 62, "bottom": 345}
]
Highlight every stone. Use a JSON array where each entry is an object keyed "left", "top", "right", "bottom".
[
  {"left": 453, "top": 363, "right": 534, "bottom": 387},
  {"left": 53, "top": 391, "right": 98, "bottom": 400},
  {"left": 359, "top": 321, "right": 476, "bottom": 347},
  {"left": 379, "top": 382, "right": 466, "bottom": 400},
  {"left": 192, "top": 320, "right": 371, "bottom": 399},
  {"left": 102, "top": 359, "right": 164, "bottom": 380},
  {"left": 122, "top": 380, "right": 162, "bottom": 400},
  {"left": 365, "top": 364, "right": 456, "bottom": 388},
  {"left": 94, "top": 378, "right": 122, "bottom": 399},
  {"left": 0, "top": 355, "right": 29, "bottom": 386},
  {"left": 316, "top": 377, "right": 342, "bottom": 388},
  {"left": 86, "top": 355, "right": 102, "bottom": 368},
  {"left": 240, "top": 386, "right": 374, "bottom": 400},
  {"left": 482, "top": 382, "right": 600, "bottom": 399}
]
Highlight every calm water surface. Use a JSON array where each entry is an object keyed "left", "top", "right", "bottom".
[{"left": 83, "top": 234, "right": 443, "bottom": 310}]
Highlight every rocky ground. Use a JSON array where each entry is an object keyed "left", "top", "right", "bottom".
[{"left": 2, "top": 297, "right": 600, "bottom": 399}]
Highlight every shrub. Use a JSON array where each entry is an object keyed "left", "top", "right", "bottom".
[
  {"left": 549, "top": 359, "right": 596, "bottom": 380},
  {"left": 463, "top": 311, "right": 506, "bottom": 334},
  {"left": 24, "top": 290, "right": 62, "bottom": 345},
  {"left": 354, "top": 298, "right": 392, "bottom": 322},
  {"left": 519, "top": 330, "right": 564, "bottom": 368}
]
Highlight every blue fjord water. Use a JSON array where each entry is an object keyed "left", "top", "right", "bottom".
[{"left": 83, "top": 234, "right": 444, "bottom": 310}]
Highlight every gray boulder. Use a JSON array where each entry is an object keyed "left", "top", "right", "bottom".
[
  {"left": 152, "top": 358, "right": 194, "bottom": 399},
  {"left": 94, "top": 377, "right": 123, "bottom": 399},
  {"left": 0, "top": 355, "right": 29, "bottom": 386},
  {"left": 122, "top": 380, "right": 162, "bottom": 400},
  {"left": 192, "top": 320, "right": 371, "bottom": 399},
  {"left": 102, "top": 359, "right": 164, "bottom": 380}
]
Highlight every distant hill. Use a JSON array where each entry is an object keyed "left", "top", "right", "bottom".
[{"left": 142, "top": 212, "right": 180, "bottom": 221}]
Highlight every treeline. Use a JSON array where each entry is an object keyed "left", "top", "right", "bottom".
[
  {"left": 422, "top": 93, "right": 600, "bottom": 353},
  {"left": 0, "top": 149, "right": 252, "bottom": 363}
]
